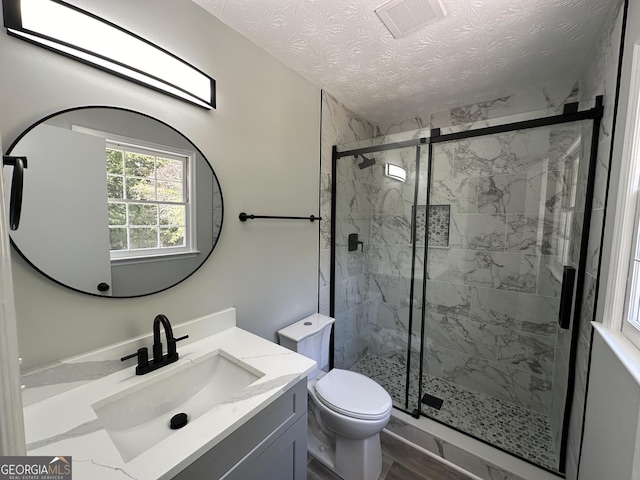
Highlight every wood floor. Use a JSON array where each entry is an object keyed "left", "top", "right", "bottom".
[{"left": 307, "top": 431, "right": 475, "bottom": 480}]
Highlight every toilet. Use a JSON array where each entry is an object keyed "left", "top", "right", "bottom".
[{"left": 278, "top": 313, "right": 392, "bottom": 480}]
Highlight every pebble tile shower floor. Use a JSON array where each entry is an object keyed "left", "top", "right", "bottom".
[{"left": 351, "top": 354, "right": 558, "bottom": 472}]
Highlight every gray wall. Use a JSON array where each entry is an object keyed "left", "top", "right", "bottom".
[
  {"left": 580, "top": 329, "right": 640, "bottom": 480},
  {"left": 0, "top": 0, "right": 321, "bottom": 370}
]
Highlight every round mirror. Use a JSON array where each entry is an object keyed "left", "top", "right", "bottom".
[{"left": 4, "top": 106, "right": 223, "bottom": 297}]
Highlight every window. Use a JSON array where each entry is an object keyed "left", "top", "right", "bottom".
[
  {"left": 70, "top": 125, "right": 198, "bottom": 264},
  {"left": 106, "top": 141, "right": 195, "bottom": 261},
  {"left": 605, "top": 45, "right": 640, "bottom": 349},
  {"left": 623, "top": 167, "right": 640, "bottom": 348}
]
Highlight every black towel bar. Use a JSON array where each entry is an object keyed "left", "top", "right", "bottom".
[{"left": 239, "top": 212, "right": 321, "bottom": 222}]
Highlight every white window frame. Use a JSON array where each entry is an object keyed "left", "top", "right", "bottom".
[
  {"left": 602, "top": 43, "right": 640, "bottom": 349},
  {"left": 72, "top": 125, "right": 198, "bottom": 264}
]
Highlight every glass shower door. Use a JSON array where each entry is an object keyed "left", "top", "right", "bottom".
[
  {"left": 413, "top": 120, "right": 594, "bottom": 472},
  {"left": 332, "top": 144, "right": 425, "bottom": 413}
]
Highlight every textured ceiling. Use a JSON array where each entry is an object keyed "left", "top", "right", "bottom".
[{"left": 193, "top": 0, "right": 618, "bottom": 125}]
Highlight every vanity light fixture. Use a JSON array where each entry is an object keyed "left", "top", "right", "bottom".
[
  {"left": 2, "top": 0, "right": 216, "bottom": 109},
  {"left": 385, "top": 163, "right": 406, "bottom": 182}
]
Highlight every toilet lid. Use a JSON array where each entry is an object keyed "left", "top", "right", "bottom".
[{"left": 314, "top": 369, "right": 392, "bottom": 420}]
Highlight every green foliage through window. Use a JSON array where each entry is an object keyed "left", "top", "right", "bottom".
[{"left": 106, "top": 143, "right": 190, "bottom": 257}]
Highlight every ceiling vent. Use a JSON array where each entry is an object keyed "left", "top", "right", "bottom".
[{"left": 375, "top": 0, "right": 447, "bottom": 38}]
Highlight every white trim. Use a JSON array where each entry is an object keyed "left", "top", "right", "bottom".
[
  {"left": 0, "top": 139, "right": 26, "bottom": 455},
  {"left": 592, "top": 323, "right": 640, "bottom": 387},
  {"left": 623, "top": 310, "right": 640, "bottom": 348},
  {"left": 110, "top": 250, "right": 199, "bottom": 266},
  {"left": 602, "top": 42, "right": 640, "bottom": 333}
]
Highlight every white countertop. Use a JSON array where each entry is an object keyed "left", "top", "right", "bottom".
[{"left": 22, "top": 309, "right": 316, "bottom": 479}]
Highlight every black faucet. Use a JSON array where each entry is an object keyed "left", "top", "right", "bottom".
[
  {"left": 121, "top": 314, "right": 189, "bottom": 375},
  {"left": 153, "top": 314, "right": 176, "bottom": 363}
]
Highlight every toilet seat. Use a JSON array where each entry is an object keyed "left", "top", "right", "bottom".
[{"left": 314, "top": 369, "right": 392, "bottom": 421}]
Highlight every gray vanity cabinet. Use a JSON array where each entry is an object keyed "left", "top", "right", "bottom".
[{"left": 172, "top": 379, "right": 308, "bottom": 480}]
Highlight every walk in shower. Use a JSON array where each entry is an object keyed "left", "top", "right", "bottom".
[{"left": 330, "top": 100, "right": 602, "bottom": 474}]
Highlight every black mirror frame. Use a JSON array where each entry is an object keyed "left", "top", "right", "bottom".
[{"left": 4, "top": 105, "right": 224, "bottom": 298}]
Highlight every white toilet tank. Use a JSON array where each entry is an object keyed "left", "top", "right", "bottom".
[{"left": 277, "top": 313, "right": 335, "bottom": 380}]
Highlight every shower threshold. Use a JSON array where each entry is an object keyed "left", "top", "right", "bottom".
[{"left": 351, "top": 354, "right": 559, "bottom": 473}]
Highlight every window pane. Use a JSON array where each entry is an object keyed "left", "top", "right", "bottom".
[
  {"left": 107, "top": 176, "right": 124, "bottom": 199},
  {"left": 129, "top": 204, "right": 158, "bottom": 225},
  {"left": 159, "top": 205, "right": 185, "bottom": 226},
  {"left": 157, "top": 181, "right": 183, "bottom": 202},
  {"left": 156, "top": 158, "right": 183, "bottom": 182},
  {"left": 160, "top": 227, "right": 184, "bottom": 247},
  {"left": 109, "top": 227, "right": 128, "bottom": 250},
  {"left": 130, "top": 227, "right": 158, "bottom": 249},
  {"left": 106, "top": 149, "right": 124, "bottom": 174},
  {"left": 108, "top": 203, "right": 126, "bottom": 225},
  {"left": 125, "top": 152, "right": 155, "bottom": 177},
  {"left": 126, "top": 178, "right": 155, "bottom": 201},
  {"left": 105, "top": 142, "right": 193, "bottom": 260}
]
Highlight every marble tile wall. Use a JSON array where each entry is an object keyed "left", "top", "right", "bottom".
[
  {"left": 326, "top": 90, "right": 582, "bottom": 401},
  {"left": 366, "top": 145, "right": 421, "bottom": 369},
  {"left": 543, "top": 122, "right": 590, "bottom": 464},
  {"left": 375, "top": 82, "right": 579, "bottom": 137},
  {"left": 320, "top": 91, "right": 375, "bottom": 368},
  {"left": 419, "top": 123, "right": 586, "bottom": 419},
  {"left": 324, "top": 89, "right": 581, "bottom": 378}
]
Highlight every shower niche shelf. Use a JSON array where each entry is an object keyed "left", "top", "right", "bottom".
[{"left": 413, "top": 204, "right": 450, "bottom": 247}]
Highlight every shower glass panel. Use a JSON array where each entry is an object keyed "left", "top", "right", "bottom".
[
  {"left": 332, "top": 144, "right": 424, "bottom": 413},
  {"left": 331, "top": 108, "right": 600, "bottom": 474},
  {"left": 413, "top": 120, "right": 592, "bottom": 473}
]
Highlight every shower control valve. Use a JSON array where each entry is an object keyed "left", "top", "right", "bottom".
[{"left": 348, "top": 233, "right": 364, "bottom": 252}]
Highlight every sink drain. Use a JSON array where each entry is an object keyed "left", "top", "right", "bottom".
[{"left": 170, "top": 412, "right": 188, "bottom": 429}]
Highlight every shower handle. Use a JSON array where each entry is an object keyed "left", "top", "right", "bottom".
[
  {"left": 558, "top": 266, "right": 576, "bottom": 329},
  {"left": 348, "top": 233, "right": 364, "bottom": 252}
]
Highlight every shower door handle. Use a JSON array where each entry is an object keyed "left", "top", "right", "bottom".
[
  {"left": 558, "top": 266, "right": 576, "bottom": 330},
  {"left": 348, "top": 233, "right": 364, "bottom": 252}
]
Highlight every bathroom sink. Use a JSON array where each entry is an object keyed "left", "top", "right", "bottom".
[{"left": 92, "top": 349, "right": 263, "bottom": 462}]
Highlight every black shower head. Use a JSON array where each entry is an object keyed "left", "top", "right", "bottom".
[{"left": 356, "top": 154, "right": 376, "bottom": 169}]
